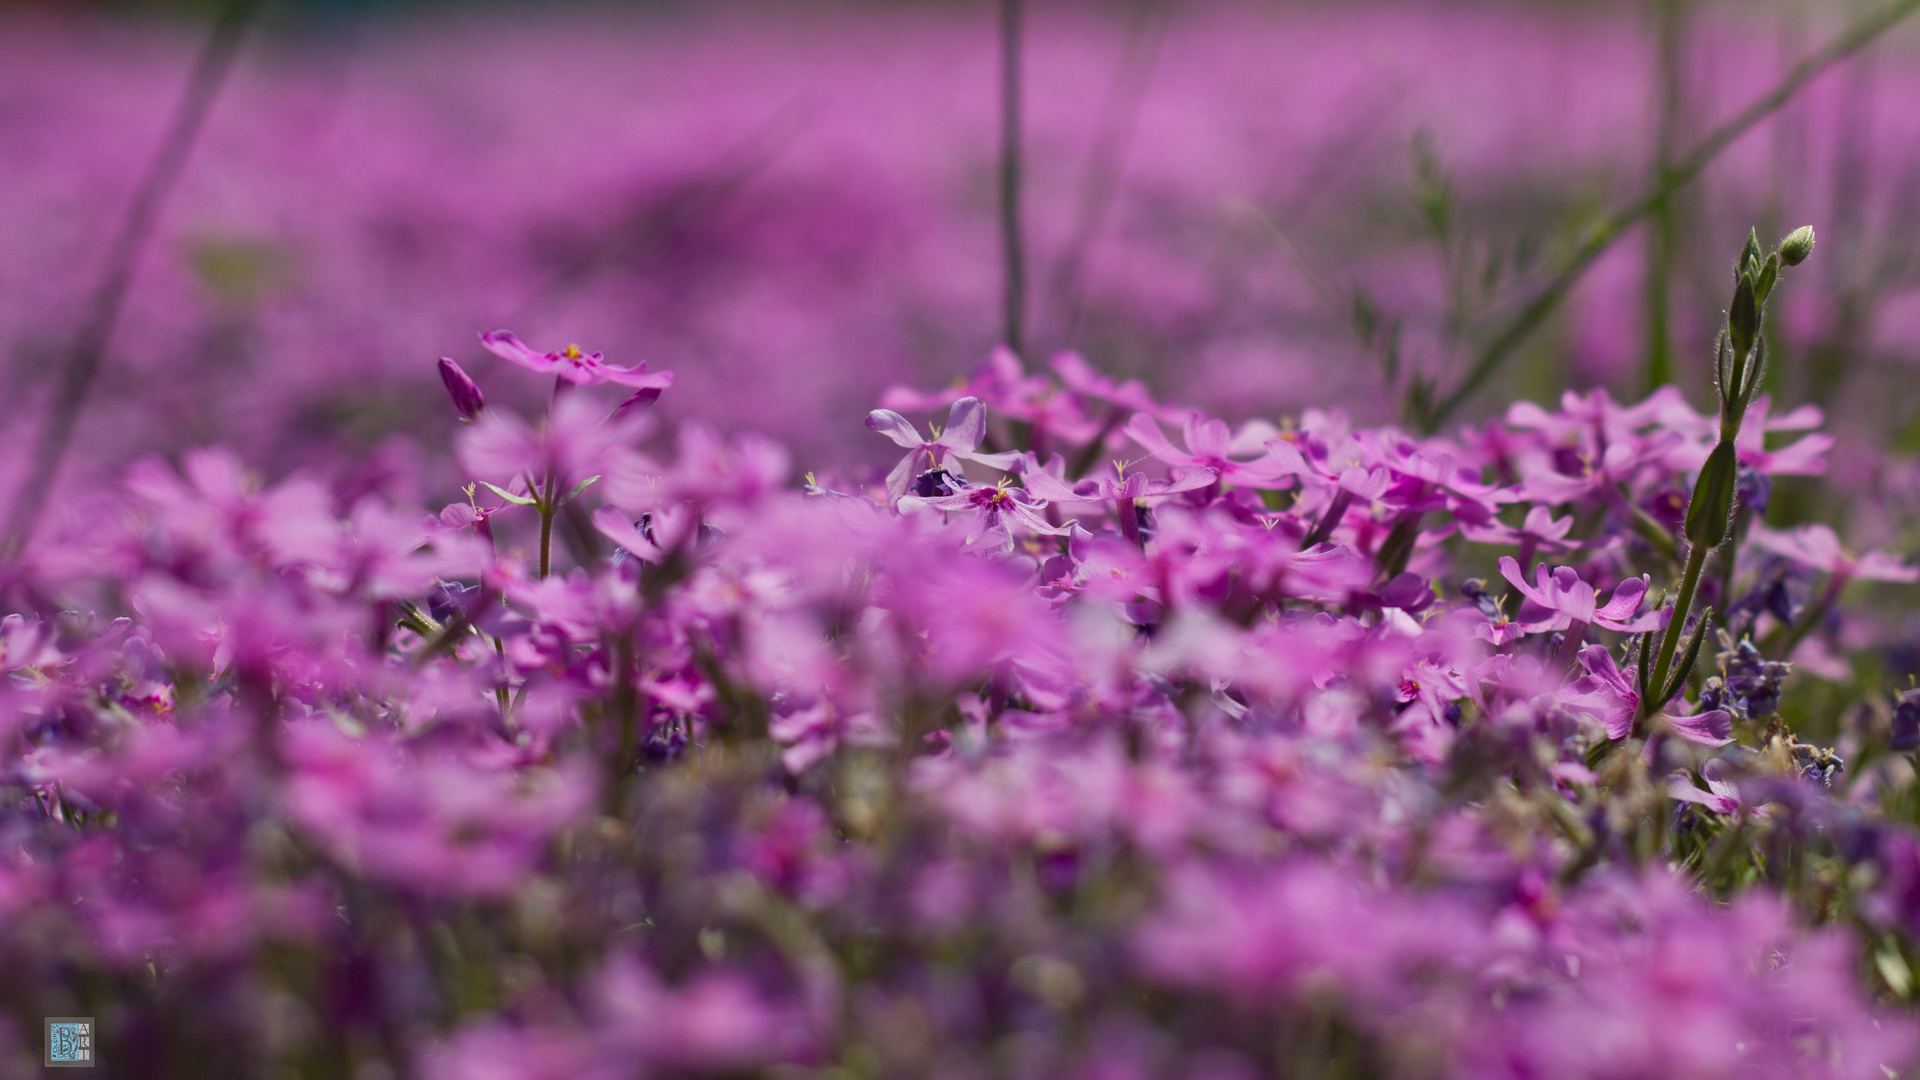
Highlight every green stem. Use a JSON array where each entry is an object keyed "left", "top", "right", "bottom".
[
  {"left": 998, "top": 0, "right": 1026, "bottom": 355},
  {"left": 494, "top": 636, "right": 511, "bottom": 718},
  {"left": 539, "top": 506, "right": 554, "bottom": 579},
  {"left": 1644, "top": 0, "right": 1684, "bottom": 392},
  {"left": 537, "top": 471, "right": 556, "bottom": 579},
  {"left": 1644, "top": 540, "right": 1709, "bottom": 723}
]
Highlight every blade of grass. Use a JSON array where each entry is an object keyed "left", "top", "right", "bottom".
[
  {"left": 4, "top": 0, "right": 259, "bottom": 553},
  {"left": 1419, "top": 0, "right": 1920, "bottom": 432}
]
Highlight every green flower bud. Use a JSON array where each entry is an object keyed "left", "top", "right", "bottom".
[
  {"left": 1728, "top": 273, "right": 1758, "bottom": 362},
  {"left": 1778, "top": 225, "right": 1815, "bottom": 266}
]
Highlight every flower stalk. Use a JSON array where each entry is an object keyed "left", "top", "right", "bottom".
[{"left": 1638, "top": 226, "right": 1812, "bottom": 726}]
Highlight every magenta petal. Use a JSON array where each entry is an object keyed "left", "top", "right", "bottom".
[
  {"left": 1374, "top": 573, "right": 1434, "bottom": 612},
  {"left": 940, "top": 398, "right": 988, "bottom": 453},
  {"left": 1156, "top": 467, "right": 1219, "bottom": 496},
  {"left": 1183, "top": 415, "right": 1232, "bottom": 459},
  {"left": 960, "top": 449, "right": 1023, "bottom": 471},
  {"left": 1021, "top": 468, "right": 1091, "bottom": 502},
  {"left": 1497, "top": 556, "right": 1551, "bottom": 609},
  {"left": 1666, "top": 772, "right": 1740, "bottom": 814},
  {"left": 478, "top": 329, "right": 555, "bottom": 373},
  {"left": 1594, "top": 575, "right": 1649, "bottom": 620},
  {"left": 604, "top": 366, "right": 674, "bottom": 392},
  {"left": 884, "top": 452, "right": 921, "bottom": 503},
  {"left": 590, "top": 506, "right": 662, "bottom": 564},
  {"left": 1664, "top": 708, "right": 1734, "bottom": 747},
  {"left": 1125, "top": 413, "right": 1187, "bottom": 465},
  {"left": 866, "top": 410, "right": 926, "bottom": 450},
  {"left": 1004, "top": 502, "right": 1068, "bottom": 536}
]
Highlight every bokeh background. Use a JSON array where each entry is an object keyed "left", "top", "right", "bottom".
[{"left": 10, "top": 0, "right": 1920, "bottom": 537}]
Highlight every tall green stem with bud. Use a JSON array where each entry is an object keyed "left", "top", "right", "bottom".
[{"left": 1637, "top": 226, "right": 1814, "bottom": 730}]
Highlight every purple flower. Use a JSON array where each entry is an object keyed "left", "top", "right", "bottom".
[
  {"left": 1499, "top": 556, "right": 1665, "bottom": 634},
  {"left": 1556, "top": 643, "right": 1640, "bottom": 738},
  {"left": 866, "top": 396, "right": 1022, "bottom": 502},
  {"left": 478, "top": 329, "right": 675, "bottom": 391},
  {"left": 1749, "top": 523, "right": 1919, "bottom": 584},
  {"left": 1125, "top": 412, "right": 1298, "bottom": 489},
  {"left": 902, "top": 481, "right": 1068, "bottom": 546}
]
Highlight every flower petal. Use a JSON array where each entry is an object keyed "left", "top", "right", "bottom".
[
  {"left": 1664, "top": 708, "right": 1734, "bottom": 748},
  {"left": 478, "top": 330, "right": 556, "bottom": 374},
  {"left": 866, "top": 410, "right": 926, "bottom": 449}
]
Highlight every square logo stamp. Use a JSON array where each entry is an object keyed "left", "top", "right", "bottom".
[{"left": 44, "top": 1017, "right": 94, "bottom": 1068}]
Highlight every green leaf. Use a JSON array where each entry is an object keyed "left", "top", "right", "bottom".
[
  {"left": 1658, "top": 607, "right": 1714, "bottom": 711},
  {"left": 566, "top": 475, "right": 602, "bottom": 502},
  {"left": 1755, "top": 251, "right": 1779, "bottom": 304},
  {"left": 1728, "top": 273, "right": 1758, "bottom": 362},
  {"left": 479, "top": 481, "right": 540, "bottom": 507},
  {"left": 1741, "top": 227, "right": 1763, "bottom": 276},
  {"left": 1683, "top": 441, "right": 1738, "bottom": 550}
]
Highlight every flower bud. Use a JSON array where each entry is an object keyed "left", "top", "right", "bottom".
[
  {"left": 1778, "top": 225, "right": 1815, "bottom": 266},
  {"left": 1728, "top": 274, "right": 1757, "bottom": 362},
  {"left": 438, "top": 357, "right": 487, "bottom": 420}
]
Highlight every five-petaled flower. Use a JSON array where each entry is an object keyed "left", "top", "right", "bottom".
[
  {"left": 1498, "top": 556, "right": 1666, "bottom": 634},
  {"left": 867, "top": 397, "right": 1023, "bottom": 503},
  {"left": 479, "top": 330, "right": 675, "bottom": 391}
]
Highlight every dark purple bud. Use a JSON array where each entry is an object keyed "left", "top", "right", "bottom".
[
  {"left": 437, "top": 357, "right": 487, "bottom": 419},
  {"left": 1893, "top": 688, "right": 1920, "bottom": 752},
  {"left": 1735, "top": 466, "right": 1771, "bottom": 518},
  {"left": 612, "top": 387, "right": 663, "bottom": 421}
]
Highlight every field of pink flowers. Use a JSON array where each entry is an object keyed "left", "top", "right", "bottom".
[{"left": 8, "top": 2, "right": 1920, "bottom": 1078}]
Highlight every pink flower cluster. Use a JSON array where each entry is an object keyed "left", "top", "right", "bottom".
[{"left": 0, "top": 326, "right": 1915, "bottom": 1077}]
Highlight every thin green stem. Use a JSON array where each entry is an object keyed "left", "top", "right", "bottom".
[
  {"left": 1644, "top": 0, "right": 1686, "bottom": 392},
  {"left": 1643, "top": 541, "right": 1709, "bottom": 723},
  {"left": 534, "top": 468, "right": 558, "bottom": 579},
  {"left": 538, "top": 504, "right": 555, "bottom": 579},
  {"left": 1420, "top": 0, "right": 1920, "bottom": 432},
  {"left": 999, "top": 0, "right": 1027, "bottom": 355},
  {"left": 3, "top": 0, "right": 258, "bottom": 553}
]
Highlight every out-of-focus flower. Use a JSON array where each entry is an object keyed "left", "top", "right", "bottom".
[
  {"left": 478, "top": 330, "right": 675, "bottom": 391},
  {"left": 1749, "top": 523, "right": 1919, "bottom": 584}
]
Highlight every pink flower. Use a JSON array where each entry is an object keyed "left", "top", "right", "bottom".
[
  {"left": 1125, "top": 412, "right": 1299, "bottom": 489},
  {"left": 1498, "top": 557, "right": 1665, "bottom": 634},
  {"left": 1555, "top": 644, "right": 1732, "bottom": 745},
  {"left": 478, "top": 329, "right": 675, "bottom": 391},
  {"left": 902, "top": 482, "right": 1068, "bottom": 547},
  {"left": 1749, "top": 523, "right": 1918, "bottom": 583},
  {"left": 1461, "top": 504, "right": 1576, "bottom": 552},
  {"left": 866, "top": 396, "right": 1023, "bottom": 502}
]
